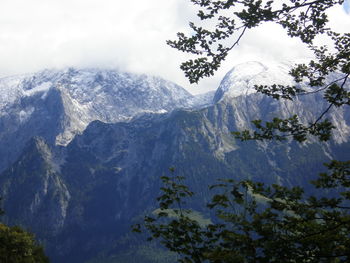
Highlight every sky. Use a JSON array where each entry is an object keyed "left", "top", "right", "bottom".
[{"left": 0, "top": 0, "right": 349, "bottom": 95}]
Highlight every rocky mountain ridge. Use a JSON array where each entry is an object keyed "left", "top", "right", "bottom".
[
  {"left": 0, "top": 68, "right": 214, "bottom": 173},
  {"left": 0, "top": 61, "right": 349, "bottom": 263}
]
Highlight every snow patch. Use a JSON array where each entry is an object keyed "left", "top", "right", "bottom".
[
  {"left": 0, "top": 68, "right": 203, "bottom": 146},
  {"left": 19, "top": 107, "right": 35, "bottom": 123},
  {"left": 24, "top": 81, "right": 52, "bottom": 97},
  {"left": 214, "top": 61, "right": 295, "bottom": 102},
  {"left": 0, "top": 76, "right": 23, "bottom": 110}
]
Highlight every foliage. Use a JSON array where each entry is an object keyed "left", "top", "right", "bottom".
[
  {"left": 0, "top": 223, "right": 49, "bottom": 263},
  {"left": 168, "top": 0, "right": 349, "bottom": 142},
  {"left": 134, "top": 163, "right": 350, "bottom": 262},
  {"left": 168, "top": 0, "right": 347, "bottom": 83},
  {"left": 0, "top": 198, "right": 49, "bottom": 263},
  {"left": 133, "top": 0, "right": 350, "bottom": 262}
]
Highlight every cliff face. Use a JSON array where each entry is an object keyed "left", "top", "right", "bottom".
[
  {"left": 0, "top": 68, "right": 202, "bottom": 173},
  {"left": 0, "top": 138, "right": 70, "bottom": 236}
]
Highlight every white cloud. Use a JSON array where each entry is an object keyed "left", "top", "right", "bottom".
[{"left": 0, "top": 0, "right": 349, "bottom": 94}]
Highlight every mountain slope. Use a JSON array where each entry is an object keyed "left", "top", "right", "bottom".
[
  {"left": 0, "top": 137, "right": 69, "bottom": 236},
  {"left": 0, "top": 61, "right": 349, "bottom": 262},
  {"left": 0, "top": 68, "right": 201, "bottom": 172}
]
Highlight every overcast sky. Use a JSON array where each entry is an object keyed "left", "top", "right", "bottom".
[{"left": 0, "top": 0, "right": 349, "bottom": 94}]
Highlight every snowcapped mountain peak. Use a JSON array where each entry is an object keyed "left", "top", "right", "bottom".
[
  {"left": 213, "top": 61, "right": 295, "bottom": 103},
  {"left": 0, "top": 67, "right": 208, "bottom": 171},
  {"left": 0, "top": 67, "right": 218, "bottom": 172}
]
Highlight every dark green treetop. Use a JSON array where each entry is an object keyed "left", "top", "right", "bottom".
[
  {"left": 0, "top": 223, "right": 50, "bottom": 263},
  {"left": 0, "top": 198, "right": 49, "bottom": 263},
  {"left": 134, "top": 162, "right": 350, "bottom": 262}
]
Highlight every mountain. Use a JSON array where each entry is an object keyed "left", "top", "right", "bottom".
[
  {"left": 0, "top": 62, "right": 349, "bottom": 262},
  {"left": 214, "top": 61, "right": 350, "bottom": 143},
  {"left": 213, "top": 61, "right": 294, "bottom": 102},
  {"left": 0, "top": 68, "right": 211, "bottom": 173}
]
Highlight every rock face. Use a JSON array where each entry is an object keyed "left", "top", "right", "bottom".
[
  {"left": 0, "top": 62, "right": 349, "bottom": 263},
  {"left": 213, "top": 61, "right": 350, "bottom": 144},
  {"left": 0, "top": 137, "right": 70, "bottom": 235},
  {"left": 0, "top": 68, "right": 203, "bottom": 172}
]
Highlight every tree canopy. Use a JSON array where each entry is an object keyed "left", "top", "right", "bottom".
[
  {"left": 0, "top": 223, "right": 49, "bottom": 263},
  {"left": 0, "top": 198, "right": 49, "bottom": 263},
  {"left": 133, "top": 0, "right": 350, "bottom": 262},
  {"left": 169, "top": 0, "right": 349, "bottom": 143},
  {"left": 135, "top": 162, "right": 350, "bottom": 262}
]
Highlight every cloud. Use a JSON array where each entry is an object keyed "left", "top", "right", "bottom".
[
  {"left": 0, "top": 0, "right": 349, "bottom": 94},
  {"left": 0, "top": 0, "right": 194, "bottom": 77}
]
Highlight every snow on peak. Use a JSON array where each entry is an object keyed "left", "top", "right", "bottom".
[
  {"left": 0, "top": 68, "right": 202, "bottom": 146},
  {"left": 23, "top": 81, "right": 52, "bottom": 98},
  {"left": 213, "top": 61, "right": 295, "bottom": 103}
]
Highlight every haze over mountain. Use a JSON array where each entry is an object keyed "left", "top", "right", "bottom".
[{"left": 0, "top": 61, "right": 349, "bottom": 262}]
